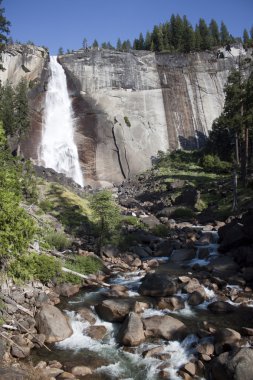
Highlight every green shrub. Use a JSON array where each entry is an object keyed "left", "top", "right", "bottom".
[
  {"left": 39, "top": 199, "right": 54, "bottom": 212},
  {"left": 151, "top": 224, "right": 168, "bottom": 237},
  {"left": 44, "top": 231, "right": 72, "bottom": 251},
  {"left": 200, "top": 154, "right": 231, "bottom": 173},
  {"left": 64, "top": 255, "right": 103, "bottom": 275},
  {"left": 8, "top": 253, "right": 62, "bottom": 283},
  {"left": 124, "top": 116, "right": 131, "bottom": 127},
  {"left": 171, "top": 207, "right": 195, "bottom": 219}
]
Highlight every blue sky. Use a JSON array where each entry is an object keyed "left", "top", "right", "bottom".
[{"left": 4, "top": 0, "right": 253, "bottom": 55}]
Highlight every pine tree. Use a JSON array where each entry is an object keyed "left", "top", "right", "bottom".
[
  {"left": 144, "top": 31, "right": 151, "bottom": 50},
  {"left": 220, "top": 21, "right": 230, "bottom": 45},
  {"left": 198, "top": 18, "right": 211, "bottom": 50},
  {"left": 0, "top": 0, "right": 10, "bottom": 70},
  {"left": 133, "top": 38, "right": 139, "bottom": 50},
  {"left": 0, "top": 81, "right": 15, "bottom": 135},
  {"left": 194, "top": 25, "right": 202, "bottom": 51},
  {"left": 116, "top": 38, "right": 122, "bottom": 50},
  {"left": 162, "top": 22, "right": 171, "bottom": 51},
  {"left": 82, "top": 37, "right": 88, "bottom": 49},
  {"left": 14, "top": 78, "right": 30, "bottom": 139},
  {"left": 138, "top": 33, "right": 144, "bottom": 50},
  {"left": 92, "top": 39, "right": 99, "bottom": 48},
  {"left": 182, "top": 16, "right": 195, "bottom": 53},
  {"left": 58, "top": 47, "right": 64, "bottom": 55},
  {"left": 243, "top": 29, "right": 250, "bottom": 48},
  {"left": 152, "top": 25, "right": 164, "bottom": 51},
  {"left": 170, "top": 14, "right": 184, "bottom": 51},
  {"left": 209, "top": 19, "right": 220, "bottom": 47}
]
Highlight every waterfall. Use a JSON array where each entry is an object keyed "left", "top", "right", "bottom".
[{"left": 39, "top": 56, "right": 84, "bottom": 187}]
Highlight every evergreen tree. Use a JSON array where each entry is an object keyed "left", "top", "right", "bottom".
[
  {"left": 250, "top": 25, "right": 253, "bottom": 40},
  {"left": 116, "top": 38, "right": 122, "bottom": 50},
  {"left": 198, "top": 18, "right": 211, "bottom": 50},
  {"left": 101, "top": 42, "right": 107, "bottom": 49},
  {"left": 152, "top": 25, "right": 164, "bottom": 51},
  {"left": 220, "top": 21, "right": 230, "bottom": 45},
  {"left": 133, "top": 38, "right": 139, "bottom": 50},
  {"left": 209, "top": 19, "right": 220, "bottom": 46},
  {"left": 138, "top": 32, "right": 144, "bottom": 50},
  {"left": 243, "top": 29, "right": 250, "bottom": 48},
  {"left": 182, "top": 16, "right": 195, "bottom": 53},
  {"left": 0, "top": 81, "right": 15, "bottom": 135},
  {"left": 82, "top": 37, "right": 88, "bottom": 49},
  {"left": 14, "top": 78, "right": 30, "bottom": 139},
  {"left": 144, "top": 31, "right": 151, "bottom": 50},
  {"left": 194, "top": 25, "right": 202, "bottom": 51},
  {"left": 170, "top": 14, "right": 184, "bottom": 51},
  {"left": 162, "top": 22, "right": 171, "bottom": 51},
  {"left": 92, "top": 39, "right": 99, "bottom": 48},
  {"left": 0, "top": 0, "right": 10, "bottom": 70},
  {"left": 58, "top": 47, "right": 64, "bottom": 55}
]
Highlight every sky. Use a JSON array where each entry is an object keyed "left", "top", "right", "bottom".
[{"left": 4, "top": 0, "right": 253, "bottom": 55}]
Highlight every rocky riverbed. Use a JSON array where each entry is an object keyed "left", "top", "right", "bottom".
[{"left": 1, "top": 209, "right": 253, "bottom": 380}]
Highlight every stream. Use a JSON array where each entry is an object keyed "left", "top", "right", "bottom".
[{"left": 31, "top": 231, "right": 253, "bottom": 380}]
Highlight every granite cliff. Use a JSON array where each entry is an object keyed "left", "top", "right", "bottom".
[
  {"left": 0, "top": 45, "right": 242, "bottom": 186},
  {"left": 59, "top": 48, "right": 240, "bottom": 185}
]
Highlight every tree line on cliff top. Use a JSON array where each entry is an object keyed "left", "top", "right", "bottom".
[{"left": 67, "top": 14, "right": 253, "bottom": 56}]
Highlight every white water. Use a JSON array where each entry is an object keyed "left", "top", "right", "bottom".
[{"left": 39, "top": 56, "right": 84, "bottom": 186}]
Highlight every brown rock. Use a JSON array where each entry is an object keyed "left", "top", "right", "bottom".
[
  {"left": 142, "top": 315, "right": 187, "bottom": 340},
  {"left": 55, "top": 283, "right": 80, "bottom": 297},
  {"left": 139, "top": 273, "right": 177, "bottom": 297},
  {"left": 181, "top": 362, "right": 196, "bottom": 376},
  {"left": 196, "top": 342, "right": 214, "bottom": 356},
  {"left": 35, "top": 304, "right": 73, "bottom": 343},
  {"left": 157, "top": 296, "right": 185, "bottom": 311},
  {"left": 119, "top": 312, "right": 145, "bottom": 346},
  {"left": 208, "top": 301, "right": 235, "bottom": 313},
  {"left": 71, "top": 366, "right": 92, "bottom": 376},
  {"left": 95, "top": 299, "right": 135, "bottom": 322},
  {"left": 142, "top": 346, "right": 165, "bottom": 358},
  {"left": 188, "top": 290, "right": 205, "bottom": 306},
  {"left": 85, "top": 325, "right": 107, "bottom": 340},
  {"left": 170, "top": 248, "right": 196, "bottom": 263},
  {"left": 77, "top": 307, "right": 97, "bottom": 324}
]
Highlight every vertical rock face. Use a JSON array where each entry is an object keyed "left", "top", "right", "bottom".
[{"left": 59, "top": 48, "right": 240, "bottom": 185}]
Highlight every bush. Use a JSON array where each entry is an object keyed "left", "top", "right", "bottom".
[
  {"left": 8, "top": 253, "right": 62, "bottom": 283},
  {"left": 124, "top": 116, "right": 131, "bottom": 127},
  {"left": 151, "top": 224, "right": 168, "bottom": 237},
  {"left": 64, "top": 255, "right": 103, "bottom": 275},
  {"left": 44, "top": 231, "right": 72, "bottom": 251},
  {"left": 200, "top": 154, "right": 231, "bottom": 173},
  {"left": 171, "top": 207, "right": 195, "bottom": 219}
]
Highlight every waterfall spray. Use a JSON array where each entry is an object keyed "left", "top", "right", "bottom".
[{"left": 39, "top": 56, "right": 84, "bottom": 187}]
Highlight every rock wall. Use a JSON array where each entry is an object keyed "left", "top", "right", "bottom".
[{"left": 59, "top": 48, "right": 240, "bottom": 186}]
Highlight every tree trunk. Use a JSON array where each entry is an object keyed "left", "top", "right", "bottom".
[{"left": 232, "top": 168, "right": 238, "bottom": 212}]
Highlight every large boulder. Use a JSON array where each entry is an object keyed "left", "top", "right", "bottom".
[
  {"left": 218, "top": 222, "right": 248, "bottom": 252},
  {"left": 55, "top": 283, "right": 80, "bottom": 297},
  {"left": 174, "top": 187, "right": 200, "bottom": 207},
  {"left": 35, "top": 304, "right": 73, "bottom": 343},
  {"left": 209, "top": 348, "right": 253, "bottom": 380},
  {"left": 95, "top": 299, "right": 135, "bottom": 322},
  {"left": 142, "top": 315, "right": 187, "bottom": 340},
  {"left": 119, "top": 312, "right": 145, "bottom": 346},
  {"left": 207, "top": 301, "right": 236, "bottom": 314},
  {"left": 157, "top": 296, "right": 185, "bottom": 311},
  {"left": 139, "top": 273, "right": 177, "bottom": 297},
  {"left": 170, "top": 248, "right": 196, "bottom": 263}
]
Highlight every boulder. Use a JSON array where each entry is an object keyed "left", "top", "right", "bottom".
[
  {"left": 139, "top": 214, "right": 160, "bottom": 228},
  {"left": 77, "top": 307, "right": 97, "bottom": 324},
  {"left": 188, "top": 290, "right": 205, "bottom": 306},
  {"left": 142, "top": 315, "right": 187, "bottom": 340},
  {"left": 214, "top": 328, "right": 241, "bottom": 353},
  {"left": 95, "top": 299, "right": 135, "bottom": 322},
  {"left": 157, "top": 296, "right": 185, "bottom": 311},
  {"left": 85, "top": 325, "right": 107, "bottom": 340},
  {"left": 35, "top": 304, "right": 73, "bottom": 343},
  {"left": 101, "top": 245, "right": 119, "bottom": 258},
  {"left": 170, "top": 248, "right": 196, "bottom": 262},
  {"left": 71, "top": 366, "right": 92, "bottom": 376},
  {"left": 139, "top": 273, "right": 177, "bottom": 297},
  {"left": 219, "top": 222, "right": 247, "bottom": 252},
  {"left": 119, "top": 312, "right": 145, "bottom": 346},
  {"left": 209, "top": 348, "right": 253, "bottom": 380},
  {"left": 208, "top": 301, "right": 236, "bottom": 314},
  {"left": 55, "top": 283, "right": 80, "bottom": 297}
]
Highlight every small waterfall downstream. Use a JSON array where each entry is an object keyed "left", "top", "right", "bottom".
[{"left": 39, "top": 56, "right": 84, "bottom": 187}]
